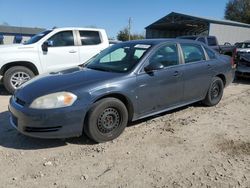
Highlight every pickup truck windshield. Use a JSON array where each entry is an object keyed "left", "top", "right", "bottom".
[
  {"left": 24, "top": 30, "right": 52, "bottom": 45},
  {"left": 86, "top": 42, "right": 151, "bottom": 73}
]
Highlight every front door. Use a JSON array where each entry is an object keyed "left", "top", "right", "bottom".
[
  {"left": 39, "top": 30, "right": 80, "bottom": 72},
  {"left": 136, "top": 43, "right": 184, "bottom": 116}
]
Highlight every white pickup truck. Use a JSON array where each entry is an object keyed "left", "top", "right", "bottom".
[{"left": 0, "top": 27, "right": 109, "bottom": 93}]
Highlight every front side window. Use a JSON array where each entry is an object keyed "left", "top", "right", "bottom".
[
  {"left": 79, "top": 31, "right": 101, "bottom": 45},
  {"left": 48, "top": 31, "right": 74, "bottom": 47},
  {"left": 149, "top": 43, "right": 179, "bottom": 68},
  {"left": 181, "top": 44, "right": 206, "bottom": 63},
  {"left": 86, "top": 43, "right": 151, "bottom": 72}
]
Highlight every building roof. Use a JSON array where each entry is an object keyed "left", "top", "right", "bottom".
[
  {"left": 0, "top": 25, "right": 45, "bottom": 35},
  {"left": 146, "top": 12, "right": 250, "bottom": 29}
]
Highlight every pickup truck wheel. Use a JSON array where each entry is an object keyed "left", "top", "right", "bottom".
[
  {"left": 84, "top": 98, "right": 128, "bottom": 143},
  {"left": 3, "top": 66, "right": 35, "bottom": 94},
  {"left": 203, "top": 77, "right": 224, "bottom": 106}
]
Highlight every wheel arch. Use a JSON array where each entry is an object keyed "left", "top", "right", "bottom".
[
  {"left": 0, "top": 61, "right": 39, "bottom": 76},
  {"left": 215, "top": 74, "right": 226, "bottom": 87},
  {"left": 92, "top": 93, "right": 134, "bottom": 122}
]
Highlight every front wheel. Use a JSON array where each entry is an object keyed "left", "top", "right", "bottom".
[
  {"left": 202, "top": 77, "right": 224, "bottom": 106},
  {"left": 3, "top": 66, "right": 35, "bottom": 94},
  {"left": 84, "top": 98, "right": 128, "bottom": 143}
]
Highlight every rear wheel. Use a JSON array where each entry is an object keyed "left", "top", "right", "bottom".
[
  {"left": 203, "top": 77, "right": 224, "bottom": 106},
  {"left": 84, "top": 98, "right": 128, "bottom": 143},
  {"left": 3, "top": 66, "right": 35, "bottom": 94}
]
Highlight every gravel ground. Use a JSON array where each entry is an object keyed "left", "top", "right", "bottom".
[{"left": 0, "top": 80, "right": 249, "bottom": 188}]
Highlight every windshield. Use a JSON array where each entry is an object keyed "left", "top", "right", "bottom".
[
  {"left": 86, "top": 42, "right": 152, "bottom": 73},
  {"left": 24, "top": 30, "right": 52, "bottom": 45}
]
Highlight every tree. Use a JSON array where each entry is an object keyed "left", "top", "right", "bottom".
[
  {"left": 1, "top": 22, "right": 9, "bottom": 26},
  {"left": 117, "top": 27, "right": 144, "bottom": 41},
  {"left": 224, "top": 0, "right": 250, "bottom": 24}
]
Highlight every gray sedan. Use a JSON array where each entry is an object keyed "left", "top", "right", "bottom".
[{"left": 9, "top": 39, "right": 235, "bottom": 142}]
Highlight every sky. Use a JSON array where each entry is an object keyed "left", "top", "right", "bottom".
[{"left": 0, "top": 0, "right": 229, "bottom": 38}]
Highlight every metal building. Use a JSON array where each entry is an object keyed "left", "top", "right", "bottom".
[
  {"left": 146, "top": 12, "right": 250, "bottom": 44},
  {"left": 0, "top": 25, "right": 45, "bottom": 45}
]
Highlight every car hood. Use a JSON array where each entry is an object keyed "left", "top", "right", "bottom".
[{"left": 15, "top": 66, "right": 123, "bottom": 103}]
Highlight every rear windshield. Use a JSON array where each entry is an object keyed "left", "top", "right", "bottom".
[{"left": 207, "top": 37, "right": 217, "bottom": 46}]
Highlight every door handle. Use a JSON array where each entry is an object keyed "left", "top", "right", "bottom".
[
  {"left": 69, "top": 50, "right": 77, "bottom": 53},
  {"left": 207, "top": 64, "right": 212, "bottom": 69},
  {"left": 173, "top": 71, "right": 179, "bottom": 77}
]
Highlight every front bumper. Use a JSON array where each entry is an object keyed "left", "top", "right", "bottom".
[{"left": 8, "top": 96, "right": 88, "bottom": 139}]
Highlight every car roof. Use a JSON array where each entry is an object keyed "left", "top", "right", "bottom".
[
  {"left": 51, "top": 27, "right": 106, "bottom": 32},
  {"left": 120, "top": 38, "right": 205, "bottom": 46}
]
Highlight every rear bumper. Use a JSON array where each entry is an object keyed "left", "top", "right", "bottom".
[
  {"left": 8, "top": 96, "right": 87, "bottom": 139},
  {"left": 224, "top": 68, "right": 235, "bottom": 87},
  {"left": 236, "top": 65, "right": 250, "bottom": 78}
]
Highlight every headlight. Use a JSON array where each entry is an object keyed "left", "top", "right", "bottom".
[{"left": 30, "top": 92, "right": 77, "bottom": 109}]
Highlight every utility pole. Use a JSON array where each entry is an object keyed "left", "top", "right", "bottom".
[{"left": 128, "top": 17, "right": 132, "bottom": 41}]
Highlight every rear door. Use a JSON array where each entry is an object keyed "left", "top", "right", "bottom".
[
  {"left": 180, "top": 43, "right": 212, "bottom": 102},
  {"left": 77, "top": 30, "right": 108, "bottom": 63},
  {"left": 136, "top": 43, "right": 184, "bottom": 116}
]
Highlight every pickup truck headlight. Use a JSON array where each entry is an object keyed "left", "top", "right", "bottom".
[{"left": 30, "top": 92, "right": 77, "bottom": 109}]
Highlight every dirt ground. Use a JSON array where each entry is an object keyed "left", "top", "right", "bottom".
[{"left": 0, "top": 79, "right": 249, "bottom": 188}]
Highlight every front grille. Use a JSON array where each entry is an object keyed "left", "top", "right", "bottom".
[{"left": 24, "top": 126, "right": 62, "bottom": 133}]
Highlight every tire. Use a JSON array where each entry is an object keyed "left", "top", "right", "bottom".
[
  {"left": 84, "top": 97, "right": 128, "bottom": 143},
  {"left": 3, "top": 66, "right": 35, "bottom": 94},
  {"left": 202, "top": 77, "right": 224, "bottom": 106}
]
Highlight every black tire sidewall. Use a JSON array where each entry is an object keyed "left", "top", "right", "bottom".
[
  {"left": 3, "top": 66, "right": 35, "bottom": 94},
  {"left": 85, "top": 98, "right": 128, "bottom": 143},
  {"left": 205, "top": 77, "right": 224, "bottom": 106}
]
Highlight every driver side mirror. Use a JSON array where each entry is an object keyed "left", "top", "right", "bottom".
[
  {"left": 144, "top": 62, "right": 164, "bottom": 73},
  {"left": 41, "top": 40, "right": 53, "bottom": 52}
]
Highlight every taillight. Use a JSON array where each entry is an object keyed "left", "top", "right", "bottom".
[
  {"left": 231, "top": 48, "right": 237, "bottom": 68},
  {"left": 230, "top": 57, "right": 236, "bottom": 68}
]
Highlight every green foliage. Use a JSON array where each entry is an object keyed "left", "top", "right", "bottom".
[
  {"left": 117, "top": 27, "right": 144, "bottom": 41},
  {"left": 225, "top": 0, "right": 250, "bottom": 24}
]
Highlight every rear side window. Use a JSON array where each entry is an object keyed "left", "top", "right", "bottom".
[
  {"left": 207, "top": 37, "right": 217, "bottom": 46},
  {"left": 204, "top": 46, "right": 216, "bottom": 59},
  {"left": 79, "top": 31, "right": 101, "bottom": 45},
  {"left": 181, "top": 44, "right": 206, "bottom": 63},
  {"left": 48, "top": 31, "right": 74, "bottom": 47}
]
